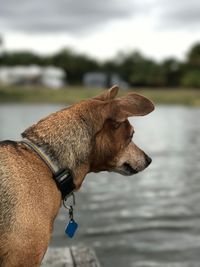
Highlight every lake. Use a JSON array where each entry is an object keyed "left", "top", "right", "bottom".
[{"left": 0, "top": 104, "right": 200, "bottom": 267}]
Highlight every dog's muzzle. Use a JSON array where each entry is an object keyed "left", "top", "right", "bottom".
[
  {"left": 116, "top": 154, "right": 152, "bottom": 176},
  {"left": 122, "top": 162, "right": 138, "bottom": 175}
]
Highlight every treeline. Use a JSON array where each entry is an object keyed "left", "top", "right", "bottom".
[{"left": 0, "top": 43, "right": 200, "bottom": 88}]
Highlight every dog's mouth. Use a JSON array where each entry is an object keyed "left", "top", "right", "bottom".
[{"left": 114, "top": 162, "right": 138, "bottom": 176}]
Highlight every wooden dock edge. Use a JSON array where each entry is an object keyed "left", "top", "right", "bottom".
[{"left": 42, "top": 245, "right": 101, "bottom": 267}]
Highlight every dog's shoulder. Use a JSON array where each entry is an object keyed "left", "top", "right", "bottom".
[
  {"left": 0, "top": 140, "right": 22, "bottom": 159},
  {"left": 0, "top": 140, "right": 17, "bottom": 147},
  {"left": 0, "top": 140, "right": 18, "bottom": 148}
]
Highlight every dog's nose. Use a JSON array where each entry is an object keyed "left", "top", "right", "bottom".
[{"left": 144, "top": 154, "right": 152, "bottom": 166}]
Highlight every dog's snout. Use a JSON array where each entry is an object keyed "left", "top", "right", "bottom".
[{"left": 144, "top": 154, "right": 152, "bottom": 166}]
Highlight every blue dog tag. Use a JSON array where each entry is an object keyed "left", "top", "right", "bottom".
[{"left": 65, "top": 219, "right": 78, "bottom": 238}]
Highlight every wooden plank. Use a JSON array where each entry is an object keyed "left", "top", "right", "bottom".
[
  {"left": 71, "top": 246, "right": 101, "bottom": 267},
  {"left": 42, "top": 247, "right": 74, "bottom": 267},
  {"left": 41, "top": 246, "right": 101, "bottom": 267}
]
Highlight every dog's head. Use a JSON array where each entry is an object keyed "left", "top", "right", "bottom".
[
  {"left": 22, "top": 85, "right": 154, "bottom": 190},
  {"left": 87, "top": 85, "right": 154, "bottom": 177}
]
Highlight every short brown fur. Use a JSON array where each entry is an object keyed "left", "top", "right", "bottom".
[{"left": 0, "top": 86, "right": 154, "bottom": 266}]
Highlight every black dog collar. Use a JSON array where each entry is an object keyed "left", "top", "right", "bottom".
[
  {"left": 21, "top": 139, "right": 75, "bottom": 199},
  {"left": 53, "top": 168, "right": 75, "bottom": 199}
]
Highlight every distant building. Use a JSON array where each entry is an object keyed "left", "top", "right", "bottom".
[
  {"left": 0, "top": 65, "right": 66, "bottom": 88},
  {"left": 41, "top": 67, "right": 66, "bottom": 89},
  {"left": 83, "top": 72, "right": 106, "bottom": 88},
  {"left": 83, "top": 72, "right": 129, "bottom": 89}
]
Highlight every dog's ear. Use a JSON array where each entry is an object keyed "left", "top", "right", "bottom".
[
  {"left": 94, "top": 85, "right": 119, "bottom": 101},
  {"left": 90, "top": 91, "right": 154, "bottom": 132},
  {"left": 111, "top": 93, "right": 154, "bottom": 122}
]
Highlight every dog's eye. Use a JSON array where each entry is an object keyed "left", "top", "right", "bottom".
[
  {"left": 129, "top": 131, "right": 134, "bottom": 139},
  {"left": 112, "top": 121, "right": 121, "bottom": 129}
]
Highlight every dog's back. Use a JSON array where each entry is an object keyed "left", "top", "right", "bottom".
[
  {"left": 0, "top": 141, "right": 19, "bottom": 265},
  {"left": 0, "top": 141, "right": 61, "bottom": 266}
]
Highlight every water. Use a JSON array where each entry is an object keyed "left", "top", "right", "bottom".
[{"left": 0, "top": 104, "right": 200, "bottom": 267}]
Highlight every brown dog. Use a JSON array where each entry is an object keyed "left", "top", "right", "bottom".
[{"left": 0, "top": 86, "right": 154, "bottom": 266}]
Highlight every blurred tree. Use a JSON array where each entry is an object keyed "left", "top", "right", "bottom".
[
  {"left": 0, "top": 51, "right": 42, "bottom": 66},
  {"left": 181, "top": 43, "right": 200, "bottom": 88},
  {"left": 181, "top": 70, "right": 200, "bottom": 88},
  {"left": 187, "top": 43, "right": 200, "bottom": 67},
  {"left": 0, "top": 42, "right": 200, "bottom": 87},
  {"left": 129, "top": 58, "right": 163, "bottom": 87},
  {"left": 0, "top": 34, "right": 4, "bottom": 61},
  {"left": 52, "top": 49, "right": 99, "bottom": 84},
  {"left": 100, "top": 59, "right": 120, "bottom": 87},
  {"left": 101, "top": 60, "right": 119, "bottom": 73},
  {"left": 160, "top": 58, "right": 182, "bottom": 87},
  {"left": 116, "top": 51, "right": 164, "bottom": 87},
  {"left": 0, "top": 35, "right": 3, "bottom": 49},
  {"left": 117, "top": 51, "right": 141, "bottom": 83}
]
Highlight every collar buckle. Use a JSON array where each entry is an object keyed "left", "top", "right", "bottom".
[{"left": 54, "top": 169, "right": 75, "bottom": 199}]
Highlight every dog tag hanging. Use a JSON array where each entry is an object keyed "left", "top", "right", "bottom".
[
  {"left": 65, "top": 205, "right": 78, "bottom": 238},
  {"left": 63, "top": 194, "right": 78, "bottom": 238}
]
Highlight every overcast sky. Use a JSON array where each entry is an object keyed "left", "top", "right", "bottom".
[{"left": 0, "top": 0, "right": 200, "bottom": 61}]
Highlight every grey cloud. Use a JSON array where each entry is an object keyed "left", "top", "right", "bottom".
[
  {"left": 155, "top": 0, "right": 200, "bottom": 30},
  {"left": 0, "top": 0, "right": 136, "bottom": 34},
  {"left": 0, "top": 0, "right": 199, "bottom": 35}
]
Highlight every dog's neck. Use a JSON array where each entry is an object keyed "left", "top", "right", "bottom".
[{"left": 21, "top": 105, "right": 94, "bottom": 188}]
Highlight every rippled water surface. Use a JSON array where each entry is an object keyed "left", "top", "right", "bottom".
[{"left": 0, "top": 104, "right": 200, "bottom": 267}]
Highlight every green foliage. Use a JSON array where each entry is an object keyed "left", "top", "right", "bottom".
[
  {"left": 0, "top": 51, "right": 42, "bottom": 66},
  {"left": 181, "top": 70, "right": 200, "bottom": 88},
  {"left": 180, "top": 43, "right": 200, "bottom": 88},
  {"left": 187, "top": 43, "right": 200, "bottom": 67},
  {"left": 106, "top": 51, "right": 161, "bottom": 87},
  {"left": 51, "top": 49, "right": 100, "bottom": 84},
  {"left": 128, "top": 59, "right": 163, "bottom": 87},
  {"left": 160, "top": 58, "right": 182, "bottom": 87}
]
